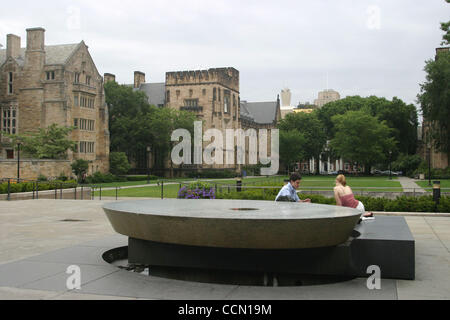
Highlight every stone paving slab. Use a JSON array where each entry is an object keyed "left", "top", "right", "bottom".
[
  {"left": 0, "top": 287, "right": 61, "bottom": 300},
  {"left": 20, "top": 264, "right": 120, "bottom": 293},
  {"left": 0, "top": 200, "right": 449, "bottom": 300},
  {"left": 223, "top": 278, "right": 397, "bottom": 300}
]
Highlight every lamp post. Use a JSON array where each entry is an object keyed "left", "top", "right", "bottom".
[
  {"left": 389, "top": 151, "right": 392, "bottom": 180},
  {"left": 17, "top": 142, "right": 21, "bottom": 181},
  {"left": 427, "top": 144, "right": 432, "bottom": 187},
  {"left": 146, "top": 146, "right": 151, "bottom": 184}
]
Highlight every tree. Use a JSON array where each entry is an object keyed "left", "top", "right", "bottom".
[
  {"left": 105, "top": 81, "right": 153, "bottom": 157},
  {"left": 317, "top": 96, "right": 418, "bottom": 155},
  {"left": 8, "top": 124, "right": 76, "bottom": 159},
  {"left": 105, "top": 82, "right": 197, "bottom": 174},
  {"left": 278, "top": 112, "right": 327, "bottom": 174},
  {"left": 391, "top": 153, "right": 422, "bottom": 176},
  {"left": 417, "top": 39, "right": 450, "bottom": 158},
  {"left": 109, "top": 152, "right": 131, "bottom": 175},
  {"left": 330, "top": 111, "right": 397, "bottom": 174},
  {"left": 71, "top": 159, "right": 89, "bottom": 182},
  {"left": 279, "top": 130, "right": 307, "bottom": 173}
]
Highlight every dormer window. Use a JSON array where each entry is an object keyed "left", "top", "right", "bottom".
[
  {"left": 46, "top": 71, "right": 55, "bottom": 80},
  {"left": 74, "top": 73, "right": 80, "bottom": 83},
  {"left": 86, "top": 76, "right": 91, "bottom": 86}
]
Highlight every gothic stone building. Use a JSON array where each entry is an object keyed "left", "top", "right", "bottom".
[
  {"left": 0, "top": 28, "right": 110, "bottom": 179},
  {"left": 107, "top": 68, "right": 280, "bottom": 173}
]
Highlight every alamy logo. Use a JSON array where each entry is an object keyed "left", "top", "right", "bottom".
[
  {"left": 366, "top": 5, "right": 381, "bottom": 30},
  {"left": 366, "top": 265, "right": 381, "bottom": 290},
  {"left": 66, "top": 265, "right": 81, "bottom": 290},
  {"left": 171, "top": 121, "right": 279, "bottom": 175}
]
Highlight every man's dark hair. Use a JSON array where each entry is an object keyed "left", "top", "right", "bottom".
[{"left": 290, "top": 173, "right": 302, "bottom": 182}]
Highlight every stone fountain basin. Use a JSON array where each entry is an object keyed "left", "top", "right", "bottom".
[{"left": 102, "top": 199, "right": 362, "bottom": 249}]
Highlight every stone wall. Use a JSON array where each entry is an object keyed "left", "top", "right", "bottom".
[{"left": 0, "top": 159, "right": 73, "bottom": 180}]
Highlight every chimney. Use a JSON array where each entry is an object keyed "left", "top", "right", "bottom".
[
  {"left": 134, "top": 71, "right": 145, "bottom": 89},
  {"left": 6, "top": 34, "right": 21, "bottom": 59},
  {"left": 435, "top": 47, "right": 449, "bottom": 61},
  {"left": 104, "top": 73, "right": 116, "bottom": 83},
  {"left": 25, "top": 27, "right": 46, "bottom": 69},
  {"left": 26, "top": 27, "right": 45, "bottom": 51}
]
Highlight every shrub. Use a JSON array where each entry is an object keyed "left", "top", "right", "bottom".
[
  {"left": 86, "top": 172, "right": 119, "bottom": 184},
  {"left": 216, "top": 189, "right": 450, "bottom": 213},
  {"left": 109, "top": 152, "right": 131, "bottom": 175},
  {"left": 0, "top": 180, "right": 77, "bottom": 194},
  {"left": 57, "top": 173, "right": 68, "bottom": 181},
  {"left": 37, "top": 174, "right": 47, "bottom": 182},
  {"left": 392, "top": 153, "right": 422, "bottom": 176},
  {"left": 126, "top": 175, "right": 159, "bottom": 181},
  {"left": 437, "top": 197, "right": 450, "bottom": 213},
  {"left": 71, "top": 159, "right": 89, "bottom": 181}
]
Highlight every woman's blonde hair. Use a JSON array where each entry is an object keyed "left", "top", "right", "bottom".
[{"left": 336, "top": 174, "right": 347, "bottom": 186}]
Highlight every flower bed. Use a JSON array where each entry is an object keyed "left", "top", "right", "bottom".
[{"left": 177, "top": 181, "right": 215, "bottom": 199}]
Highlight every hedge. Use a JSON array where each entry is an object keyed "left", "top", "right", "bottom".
[
  {"left": 215, "top": 189, "right": 450, "bottom": 213},
  {"left": 0, "top": 180, "right": 77, "bottom": 194}
]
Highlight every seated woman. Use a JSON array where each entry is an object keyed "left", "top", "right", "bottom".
[{"left": 334, "top": 174, "right": 373, "bottom": 218}]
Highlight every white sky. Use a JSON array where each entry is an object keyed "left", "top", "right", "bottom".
[{"left": 1, "top": 0, "right": 449, "bottom": 108}]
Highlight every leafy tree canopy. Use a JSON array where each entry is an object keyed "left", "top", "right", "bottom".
[
  {"left": 330, "top": 110, "right": 397, "bottom": 174},
  {"left": 8, "top": 124, "right": 76, "bottom": 159},
  {"left": 317, "top": 96, "right": 418, "bottom": 155},
  {"left": 417, "top": 29, "right": 450, "bottom": 155},
  {"left": 278, "top": 112, "right": 327, "bottom": 174}
]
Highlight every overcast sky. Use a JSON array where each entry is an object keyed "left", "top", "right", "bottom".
[{"left": 1, "top": 0, "right": 449, "bottom": 108}]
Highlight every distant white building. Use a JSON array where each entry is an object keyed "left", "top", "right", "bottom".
[{"left": 280, "top": 88, "right": 295, "bottom": 119}]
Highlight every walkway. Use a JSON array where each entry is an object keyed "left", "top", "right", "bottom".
[
  {"left": 398, "top": 177, "right": 426, "bottom": 193},
  {"left": 0, "top": 200, "right": 449, "bottom": 300}
]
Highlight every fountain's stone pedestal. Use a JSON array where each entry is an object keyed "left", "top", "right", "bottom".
[{"left": 128, "top": 216, "right": 414, "bottom": 280}]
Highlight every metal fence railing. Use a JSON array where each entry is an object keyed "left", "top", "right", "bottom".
[{"left": 2, "top": 176, "right": 449, "bottom": 201}]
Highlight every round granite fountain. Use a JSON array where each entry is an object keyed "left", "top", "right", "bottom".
[{"left": 103, "top": 199, "right": 361, "bottom": 249}]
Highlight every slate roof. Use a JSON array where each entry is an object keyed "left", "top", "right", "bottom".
[
  {"left": 135, "top": 82, "right": 166, "bottom": 107},
  {"left": 240, "top": 101, "right": 278, "bottom": 124},
  {"left": 0, "top": 43, "right": 80, "bottom": 67}
]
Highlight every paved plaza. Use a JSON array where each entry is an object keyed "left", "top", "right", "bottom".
[{"left": 0, "top": 199, "right": 449, "bottom": 300}]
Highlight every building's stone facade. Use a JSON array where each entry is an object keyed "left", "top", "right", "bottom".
[
  {"left": 314, "top": 89, "right": 340, "bottom": 108},
  {"left": 110, "top": 67, "right": 280, "bottom": 174},
  {"left": 0, "top": 28, "right": 110, "bottom": 180},
  {"left": 165, "top": 68, "right": 241, "bottom": 170}
]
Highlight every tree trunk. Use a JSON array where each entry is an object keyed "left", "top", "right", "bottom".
[
  {"left": 315, "top": 157, "right": 320, "bottom": 175},
  {"left": 364, "top": 164, "right": 371, "bottom": 175}
]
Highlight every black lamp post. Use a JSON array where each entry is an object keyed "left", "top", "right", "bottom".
[
  {"left": 427, "top": 145, "right": 432, "bottom": 187},
  {"left": 17, "top": 142, "right": 21, "bottom": 181},
  {"left": 17, "top": 142, "right": 21, "bottom": 182},
  {"left": 146, "top": 146, "right": 151, "bottom": 184},
  {"left": 389, "top": 151, "right": 392, "bottom": 180}
]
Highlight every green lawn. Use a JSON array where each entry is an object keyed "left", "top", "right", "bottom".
[
  {"left": 93, "top": 183, "right": 181, "bottom": 198},
  {"left": 415, "top": 180, "right": 450, "bottom": 191},
  {"left": 93, "top": 175, "right": 403, "bottom": 198},
  {"left": 88, "top": 176, "right": 283, "bottom": 189}
]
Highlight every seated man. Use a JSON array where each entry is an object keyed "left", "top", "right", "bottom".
[{"left": 275, "top": 173, "right": 311, "bottom": 203}]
